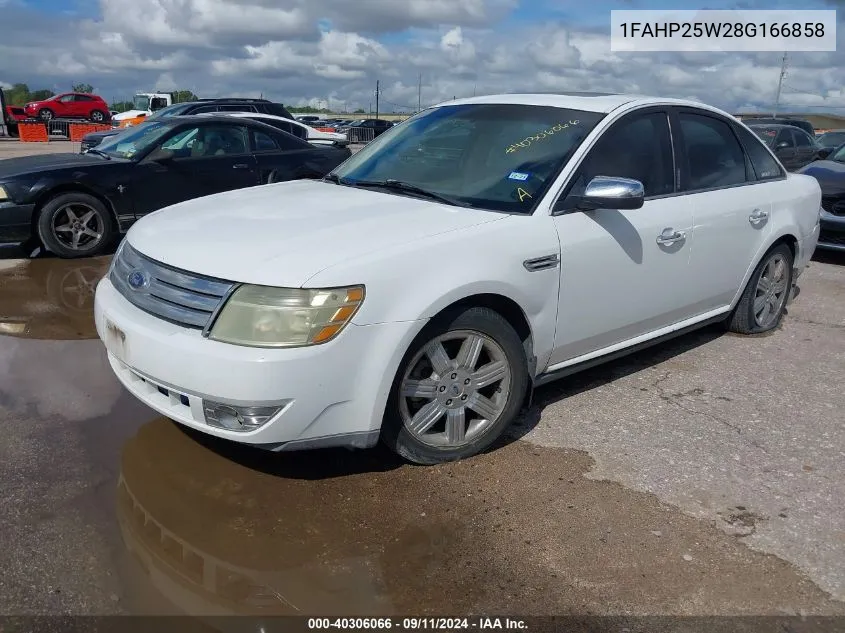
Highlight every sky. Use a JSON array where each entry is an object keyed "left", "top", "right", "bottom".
[{"left": 1, "top": 0, "right": 844, "bottom": 113}]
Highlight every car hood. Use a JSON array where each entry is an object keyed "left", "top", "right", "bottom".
[
  {"left": 126, "top": 180, "right": 505, "bottom": 287},
  {"left": 798, "top": 160, "right": 845, "bottom": 195},
  {"left": 83, "top": 129, "right": 120, "bottom": 142},
  {"left": 113, "top": 110, "right": 147, "bottom": 121},
  {"left": 0, "top": 153, "right": 109, "bottom": 179}
]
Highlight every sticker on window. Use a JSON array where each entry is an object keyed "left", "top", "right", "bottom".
[{"left": 508, "top": 171, "right": 530, "bottom": 181}]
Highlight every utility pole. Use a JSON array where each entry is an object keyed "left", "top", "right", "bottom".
[
  {"left": 375, "top": 80, "right": 380, "bottom": 120},
  {"left": 417, "top": 73, "right": 422, "bottom": 113},
  {"left": 773, "top": 52, "right": 788, "bottom": 117}
]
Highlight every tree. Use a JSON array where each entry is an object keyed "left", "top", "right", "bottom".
[
  {"left": 72, "top": 83, "right": 94, "bottom": 94},
  {"left": 172, "top": 90, "right": 198, "bottom": 103},
  {"left": 354, "top": 108, "right": 365, "bottom": 113},
  {"left": 110, "top": 101, "right": 134, "bottom": 113},
  {"left": 1, "top": 83, "right": 54, "bottom": 105}
]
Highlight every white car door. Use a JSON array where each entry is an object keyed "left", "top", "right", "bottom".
[
  {"left": 673, "top": 110, "right": 775, "bottom": 314},
  {"left": 547, "top": 108, "right": 697, "bottom": 367}
]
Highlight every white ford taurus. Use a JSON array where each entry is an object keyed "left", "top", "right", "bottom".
[{"left": 94, "top": 93, "right": 821, "bottom": 464}]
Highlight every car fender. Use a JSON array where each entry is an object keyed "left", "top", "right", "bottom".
[{"left": 305, "top": 213, "right": 562, "bottom": 383}]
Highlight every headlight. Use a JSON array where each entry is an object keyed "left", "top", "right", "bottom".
[
  {"left": 209, "top": 285, "right": 365, "bottom": 348},
  {"left": 0, "top": 186, "right": 8, "bottom": 201}
]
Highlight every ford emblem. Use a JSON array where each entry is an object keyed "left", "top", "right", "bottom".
[{"left": 127, "top": 269, "right": 149, "bottom": 290}]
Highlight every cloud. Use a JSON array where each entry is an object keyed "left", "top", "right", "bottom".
[{"left": 1, "top": 0, "right": 844, "bottom": 114}]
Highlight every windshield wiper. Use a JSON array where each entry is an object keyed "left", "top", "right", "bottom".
[
  {"left": 322, "top": 173, "right": 344, "bottom": 184},
  {"left": 350, "top": 179, "right": 472, "bottom": 207},
  {"left": 86, "top": 148, "right": 111, "bottom": 160}
]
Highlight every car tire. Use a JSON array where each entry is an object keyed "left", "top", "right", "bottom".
[
  {"left": 36, "top": 192, "right": 116, "bottom": 259},
  {"left": 266, "top": 170, "right": 280, "bottom": 184},
  {"left": 90, "top": 110, "right": 106, "bottom": 123},
  {"left": 727, "top": 243, "right": 794, "bottom": 335},
  {"left": 381, "top": 306, "right": 529, "bottom": 465},
  {"left": 38, "top": 108, "right": 54, "bottom": 122}
]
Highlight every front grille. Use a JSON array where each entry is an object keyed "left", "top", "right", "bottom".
[
  {"left": 821, "top": 197, "right": 845, "bottom": 216},
  {"left": 110, "top": 242, "right": 236, "bottom": 329}
]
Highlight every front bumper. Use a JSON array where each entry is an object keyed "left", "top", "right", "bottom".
[
  {"left": 818, "top": 209, "right": 845, "bottom": 252},
  {"left": 94, "top": 278, "right": 415, "bottom": 450},
  {"left": 0, "top": 201, "right": 36, "bottom": 244}
]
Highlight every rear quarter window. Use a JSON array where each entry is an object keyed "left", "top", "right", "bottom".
[{"left": 734, "top": 125, "right": 785, "bottom": 181}]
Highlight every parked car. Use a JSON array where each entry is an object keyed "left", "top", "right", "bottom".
[
  {"left": 747, "top": 123, "right": 824, "bottom": 171},
  {"left": 336, "top": 118, "right": 394, "bottom": 141},
  {"left": 81, "top": 99, "right": 296, "bottom": 153},
  {"left": 3, "top": 104, "right": 27, "bottom": 137},
  {"left": 23, "top": 92, "right": 111, "bottom": 123},
  {"left": 205, "top": 112, "right": 349, "bottom": 147},
  {"left": 0, "top": 115, "right": 351, "bottom": 258},
  {"left": 93, "top": 93, "right": 821, "bottom": 465},
  {"left": 814, "top": 129, "right": 845, "bottom": 157},
  {"left": 295, "top": 115, "right": 322, "bottom": 124},
  {"left": 739, "top": 116, "right": 815, "bottom": 138},
  {"left": 798, "top": 144, "right": 845, "bottom": 251}
]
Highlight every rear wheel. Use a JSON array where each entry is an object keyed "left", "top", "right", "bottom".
[
  {"left": 36, "top": 192, "right": 116, "bottom": 259},
  {"left": 727, "top": 243, "right": 794, "bottom": 334},
  {"left": 381, "top": 307, "right": 529, "bottom": 465}
]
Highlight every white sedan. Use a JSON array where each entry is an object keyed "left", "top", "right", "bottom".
[{"left": 95, "top": 93, "right": 821, "bottom": 465}]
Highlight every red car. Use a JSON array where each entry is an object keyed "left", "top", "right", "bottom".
[
  {"left": 24, "top": 92, "right": 111, "bottom": 123},
  {"left": 5, "top": 105, "right": 27, "bottom": 122}
]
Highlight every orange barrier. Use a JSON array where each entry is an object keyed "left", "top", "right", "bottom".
[
  {"left": 68, "top": 123, "right": 112, "bottom": 142},
  {"left": 18, "top": 123, "right": 49, "bottom": 142}
]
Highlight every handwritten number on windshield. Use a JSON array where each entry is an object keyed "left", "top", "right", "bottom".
[{"left": 505, "top": 120, "right": 580, "bottom": 154}]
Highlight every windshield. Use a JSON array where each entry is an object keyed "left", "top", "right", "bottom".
[
  {"left": 133, "top": 95, "right": 151, "bottom": 111},
  {"left": 819, "top": 132, "right": 845, "bottom": 146},
  {"left": 750, "top": 127, "right": 778, "bottom": 147},
  {"left": 95, "top": 121, "right": 172, "bottom": 159},
  {"left": 830, "top": 145, "right": 845, "bottom": 162},
  {"left": 331, "top": 103, "right": 604, "bottom": 213}
]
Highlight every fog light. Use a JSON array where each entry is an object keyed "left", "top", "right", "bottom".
[{"left": 202, "top": 402, "right": 285, "bottom": 431}]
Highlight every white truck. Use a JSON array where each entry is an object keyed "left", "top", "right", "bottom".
[{"left": 111, "top": 92, "right": 175, "bottom": 128}]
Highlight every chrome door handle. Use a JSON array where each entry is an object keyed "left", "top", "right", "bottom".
[
  {"left": 749, "top": 208, "right": 769, "bottom": 224},
  {"left": 656, "top": 228, "right": 686, "bottom": 245},
  {"left": 232, "top": 163, "right": 250, "bottom": 169}
]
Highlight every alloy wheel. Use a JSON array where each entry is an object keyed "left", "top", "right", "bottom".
[
  {"left": 52, "top": 203, "right": 105, "bottom": 252},
  {"left": 399, "top": 330, "right": 512, "bottom": 448},
  {"left": 753, "top": 253, "right": 789, "bottom": 328}
]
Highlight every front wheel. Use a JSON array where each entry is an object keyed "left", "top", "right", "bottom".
[
  {"left": 36, "top": 192, "right": 116, "bottom": 259},
  {"left": 381, "top": 307, "right": 529, "bottom": 465},
  {"left": 38, "top": 108, "right": 54, "bottom": 121},
  {"left": 90, "top": 110, "right": 106, "bottom": 123},
  {"left": 727, "top": 243, "right": 794, "bottom": 334}
]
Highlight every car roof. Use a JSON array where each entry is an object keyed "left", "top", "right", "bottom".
[
  {"left": 747, "top": 123, "right": 798, "bottom": 129},
  {"left": 203, "top": 111, "right": 306, "bottom": 127},
  {"left": 437, "top": 92, "right": 729, "bottom": 115}
]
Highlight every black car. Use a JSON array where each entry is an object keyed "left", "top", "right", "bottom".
[
  {"left": 815, "top": 129, "right": 845, "bottom": 157},
  {"left": 740, "top": 116, "right": 815, "bottom": 138},
  {"left": 0, "top": 115, "right": 351, "bottom": 258},
  {"left": 336, "top": 118, "right": 394, "bottom": 142},
  {"left": 798, "top": 144, "right": 845, "bottom": 252},
  {"left": 747, "top": 123, "right": 824, "bottom": 171},
  {"left": 80, "top": 99, "right": 295, "bottom": 153}
]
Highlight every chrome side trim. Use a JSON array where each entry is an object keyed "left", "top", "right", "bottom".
[{"left": 523, "top": 254, "right": 560, "bottom": 272}]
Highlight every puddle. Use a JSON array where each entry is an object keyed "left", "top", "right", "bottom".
[{"left": 0, "top": 255, "right": 111, "bottom": 340}]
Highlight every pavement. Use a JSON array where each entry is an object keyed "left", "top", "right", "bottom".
[
  {"left": 0, "top": 139, "right": 843, "bottom": 620},
  {"left": 0, "top": 137, "right": 82, "bottom": 156}
]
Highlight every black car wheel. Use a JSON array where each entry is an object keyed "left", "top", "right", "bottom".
[
  {"left": 36, "top": 192, "right": 116, "bottom": 259},
  {"left": 38, "top": 108, "right": 54, "bottom": 122}
]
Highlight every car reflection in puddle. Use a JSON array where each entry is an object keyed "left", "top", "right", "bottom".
[
  {"left": 116, "top": 417, "right": 466, "bottom": 617},
  {"left": 0, "top": 255, "right": 111, "bottom": 340}
]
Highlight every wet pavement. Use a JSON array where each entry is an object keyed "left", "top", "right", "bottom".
[{"left": 0, "top": 252, "right": 844, "bottom": 618}]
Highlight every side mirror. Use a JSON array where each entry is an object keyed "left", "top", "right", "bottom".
[
  {"left": 145, "top": 147, "right": 174, "bottom": 163},
  {"left": 776, "top": 141, "right": 790, "bottom": 149},
  {"left": 817, "top": 147, "right": 832, "bottom": 159},
  {"left": 576, "top": 176, "right": 644, "bottom": 211}
]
